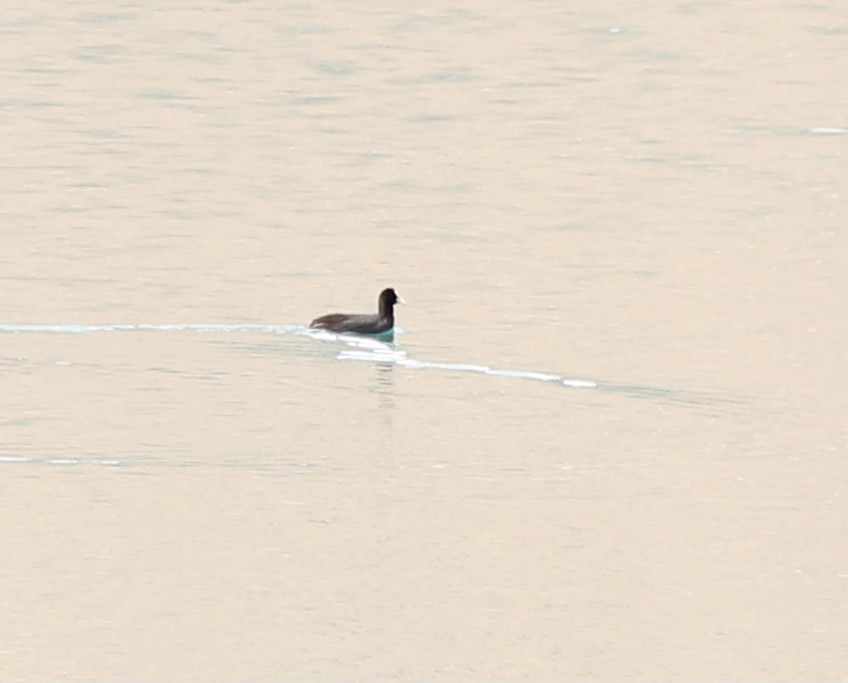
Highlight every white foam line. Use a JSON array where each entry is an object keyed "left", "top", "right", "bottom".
[
  {"left": 0, "top": 322, "right": 598, "bottom": 388},
  {"left": 0, "top": 323, "right": 299, "bottom": 334},
  {"left": 0, "top": 455, "right": 123, "bottom": 466},
  {"left": 484, "top": 368, "right": 561, "bottom": 381},
  {"left": 809, "top": 127, "right": 847, "bottom": 135},
  {"left": 561, "top": 379, "right": 598, "bottom": 388},
  {"left": 339, "top": 350, "right": 596, "bottom": 387}
]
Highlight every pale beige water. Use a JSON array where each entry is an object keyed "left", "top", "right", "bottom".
[{"left": 1, "top": 1, "right": 847, "bottom": 680}]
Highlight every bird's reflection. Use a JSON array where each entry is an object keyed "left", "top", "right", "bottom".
[
  {"left": 373, "top": 361, "right": 396, "bottom": 425},
  {"left": 329, "top": 333, "right": 404, "bottom": 426}
]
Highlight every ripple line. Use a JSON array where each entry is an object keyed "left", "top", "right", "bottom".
[{"left": 0, "top": 323, "right": 299, "bottom": 334}]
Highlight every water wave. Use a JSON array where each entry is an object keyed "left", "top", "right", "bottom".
[
  {"left": 0, "top": 454, "right": 122, "bottom": 467},
  {"left": 0, "top": 322, "right": 598, "bottom": 388},
  {"left": 0, "top": 322, "right": 299, "bottom": 334},
  {"left": 332, "top": 340, "right": 595, "bottom": 387},
  {"left": 0, "top": 322, "right": 748, "bottom": 403}
]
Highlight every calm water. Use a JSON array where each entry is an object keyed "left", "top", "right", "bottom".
[{"left": 2, "top": 1, "right": 847, "bottom": 680}]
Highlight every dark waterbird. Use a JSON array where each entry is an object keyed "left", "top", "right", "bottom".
[{"left": 309, "top": 287, "right": 403, "bottom": 336}]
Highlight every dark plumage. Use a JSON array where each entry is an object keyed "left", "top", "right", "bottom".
[{"left": 309, "top": 288, "right": 403, "bottom": 336}]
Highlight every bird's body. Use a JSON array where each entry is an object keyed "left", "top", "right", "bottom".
[{"left": 309, "top": 288, "right": 403, "bottom": 337}]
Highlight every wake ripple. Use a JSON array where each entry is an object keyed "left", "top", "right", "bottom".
[
  {"left": 0, "top": 322, "right": 747, "bottom": 404},
  {"left": 0, "top": 323, "right": 299, "bottom": 334},
  {"left": 329, "top": 334, "right": 596, "bottom": 388},
  {"left": 0, "top": 322, "right": 598, "bottom": 388}
]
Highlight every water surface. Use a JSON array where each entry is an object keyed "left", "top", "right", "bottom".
[{"left": 1, "top": 1, "right": 846, "bottom": 680}]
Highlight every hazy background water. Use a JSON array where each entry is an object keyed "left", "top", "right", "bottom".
[{"left": 2, "top": 1, "right": 847, "bottom": 680}]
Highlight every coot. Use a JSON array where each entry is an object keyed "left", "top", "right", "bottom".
[{"left": 309, "top": 287, "right": 403, "bottom": 336}]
